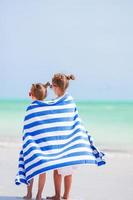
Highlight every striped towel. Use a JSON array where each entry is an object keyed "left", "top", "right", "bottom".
[{"left": 15, "top": 93, "right": 105, "bottom": 185}]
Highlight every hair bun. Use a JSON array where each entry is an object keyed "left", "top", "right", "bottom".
[
  {"left": 66, "top": 74, "right": 75, "bottom": 80},
  {"left": 32, "top": 83, "right": 41, "bottom": 89},
  {"left": 43, "top": 82, "right": 51, "bottom": 88}
]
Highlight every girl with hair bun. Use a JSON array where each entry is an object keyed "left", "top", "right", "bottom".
[
  {"left": 47, "top": 73, "right": 76, "bottom": 200},
  {"left": 29, "top": 82, "right": 50, "bottom": 101},
  {"left": 18, "top": 82, "right": 50, "bottom": 200},
  {"left": 46, "top": 73, "right": 105, "bottom": 200},
  {"left": 51, "top": 73, "right": 75, "bottom": 97}
]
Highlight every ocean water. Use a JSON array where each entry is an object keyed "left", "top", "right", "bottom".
[{"left": 0, "top": 99, "right": 133, "bottom": 151}]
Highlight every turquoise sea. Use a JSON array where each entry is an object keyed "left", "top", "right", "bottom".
[{"left": 0, "top": 100, "right": 133, "bottom": 151}]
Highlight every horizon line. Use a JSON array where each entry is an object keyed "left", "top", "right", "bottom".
[{"left": 0, "top": 98, "right": 133, "bottom": 103}]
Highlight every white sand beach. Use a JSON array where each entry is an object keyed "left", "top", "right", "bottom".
[{"left": 0, "top": 142, "right": 133, "bottom": 200}]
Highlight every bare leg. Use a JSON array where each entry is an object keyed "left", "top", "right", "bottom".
[
  {"left": 62, "top": 175, "right": 72, "bottom": 200},
  {"left": 54, "top": 170, "right": 62, "bottom": 199},
  {"left": 23, "top": 179, "right": 34, "bottom": 199},
  {"left": 36, "top": 173, "right": 46, "bottom": 200},
  {"left": 46, "top": 170, "right": 62, "bottom": 200}
]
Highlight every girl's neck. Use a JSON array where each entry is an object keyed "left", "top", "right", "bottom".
[
  {"left": 32, "top": 97, "right": 37, "bottom": 101},
  {"left": 57, "top": 91, "right": 65, "bottom": 97},
  {"left": 32, "top": 96, "right": 39, "bottom": 101}
]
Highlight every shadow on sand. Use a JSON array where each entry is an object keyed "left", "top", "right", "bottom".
[
  {"left": 0, "top": 198, "right": 84, "bottom": 200},
  {"left": 0, "top": 197, "right": 22, "bottom": 200},
  {"left": 0, "top": 197, "right": 47, "bottom": 200}
]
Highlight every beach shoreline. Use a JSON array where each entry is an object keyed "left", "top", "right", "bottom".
[{"left": 0, "top": 141, "right": 133, "bottom": 200}]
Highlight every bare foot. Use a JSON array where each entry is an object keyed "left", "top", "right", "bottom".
[
  {"left": 46, "top": 196, "right": 61, "bottom": 200},
  {"left": 46, "top": 196, "right": 54, "bottom": 199},
  {"left": 23, "top": 193, "right": 32, "bottom": 199},
  {"left": 62, "top": 196, "right": 70, "bottom": 200},
  {"left": 36, "top": 197, "right": 42, "bottom": 200},
  {"left": 36, "top": 193, "right": 43, "bottom": 200}
]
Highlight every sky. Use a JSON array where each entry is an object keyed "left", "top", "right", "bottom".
[{"left": 0, "top": 0, "right": 133, "bottom": 100}]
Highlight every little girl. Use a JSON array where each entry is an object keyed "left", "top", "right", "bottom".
[
  {"left": 16, "top": 75, "right": 105, "bottom": 200},
  {"left": 47, "top": 73, "right": 76, "bottom": 200},
  {"left": 23, "top": 82, "right": 50, "bottom": 200}
]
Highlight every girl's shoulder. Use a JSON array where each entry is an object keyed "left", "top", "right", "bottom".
[
  {"left": 25, "top": 100, "right": 42, "bottom": 111},
  {"left": 66, "top": 93, "right": 76, "bottom": 102},
  {"left": 56, "top": 93, "right": 75, "bottom": 105}
]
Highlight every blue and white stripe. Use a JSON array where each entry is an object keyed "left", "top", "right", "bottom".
[{"left": 15, "top": 94, "right": 105, "bottom": 185}]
